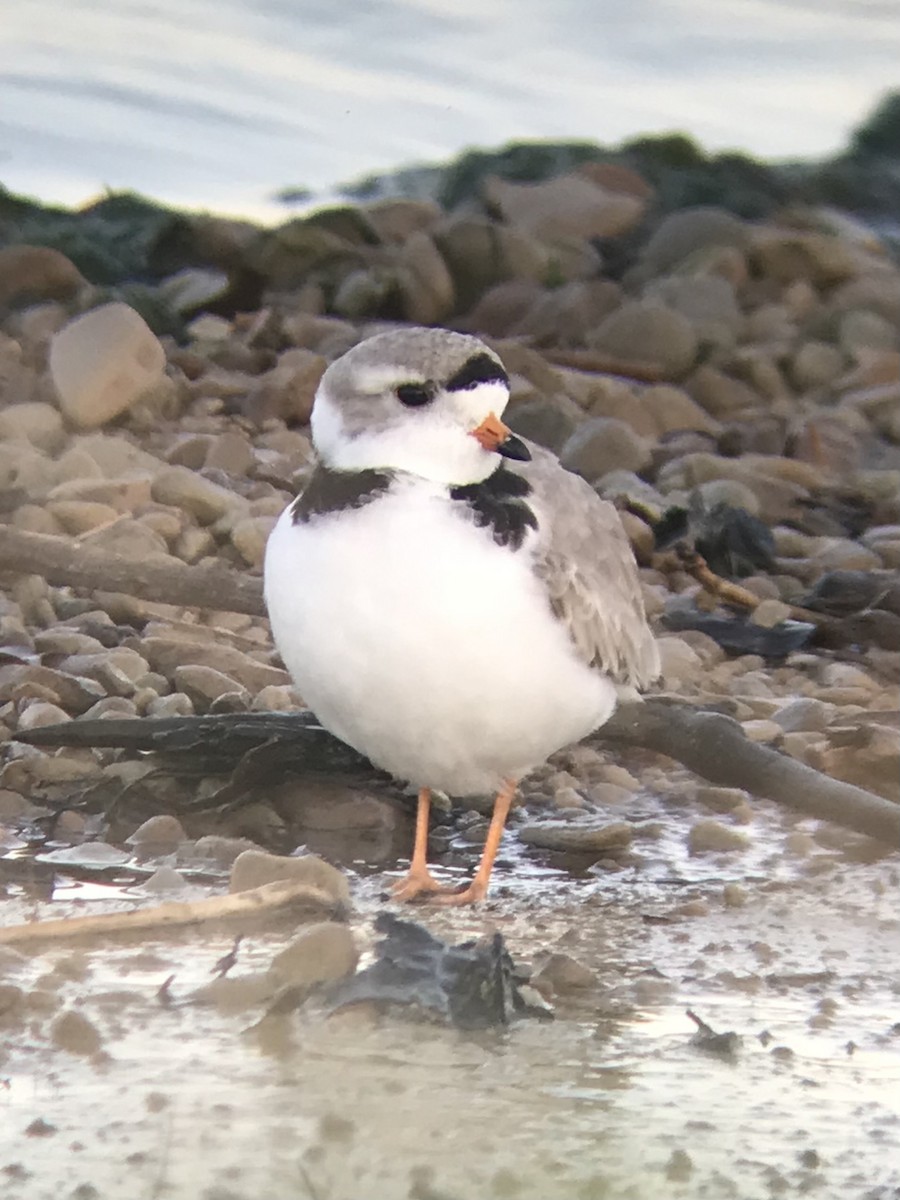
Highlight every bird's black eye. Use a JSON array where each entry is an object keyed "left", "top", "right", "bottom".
[{"left": 395, "top": 382, "right": 433, "bottom": 408}]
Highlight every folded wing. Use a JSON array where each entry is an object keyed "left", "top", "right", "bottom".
[{"left": 520, "top": 446, "right": 660, "bottom": 691}]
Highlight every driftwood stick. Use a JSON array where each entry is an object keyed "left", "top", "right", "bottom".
[
  {"left": 0, "top": 879, "right": 343, "bottom": 947},
  {"left": 673, "top": 546, "right": 827, "bottom": 627},
  {"left": 602, "top": 699, "right": 899, "bottom": 845},
  {"left": 16, "top": 702, "right": 900, "bottom": 847},
  {"left": 541, "top": 347, "right": 667, "bottom": 382},
  {"left": 0, "top": 525, "right": 266, "bottom": 616}
]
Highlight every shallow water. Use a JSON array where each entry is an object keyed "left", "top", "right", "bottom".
[
  {"left": 2, "top": 0, "right": 899, "bottom": 220},
  {"left": 1, "top": 808, "right": 898, "bottom": 1200}
]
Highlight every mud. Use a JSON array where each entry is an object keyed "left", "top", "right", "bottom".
[{"left": 1, "top": 801, "right": 897, "bottom": 1200}]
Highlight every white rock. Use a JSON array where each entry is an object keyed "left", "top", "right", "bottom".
[
  {"left": 749, "top": 598, "right": 792, "bottom": 629},
  {"left": 49, "top": 303, "right": 166, "bottom": 428},
  {"left": 656, "top": 636, "right": 703, "bottom": 684}
]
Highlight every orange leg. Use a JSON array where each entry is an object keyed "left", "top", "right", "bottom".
[
  {"left": 431, "top": 778, "right": 517, "bottom": 907},
  {"left": 390, "top": 788, "right": 454, "bottom": 902}
]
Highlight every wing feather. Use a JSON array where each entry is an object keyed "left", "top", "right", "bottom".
[{"left": 517, "top": 445, "right": 660, "bottom": 690}]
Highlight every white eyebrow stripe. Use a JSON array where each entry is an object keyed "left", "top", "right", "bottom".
[{"left": 355, "top": 363, "right": 424, "bottom": 394}]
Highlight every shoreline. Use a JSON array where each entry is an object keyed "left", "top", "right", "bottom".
[{"left": 3, "top": 88, "right": 900, "bottom": 250}]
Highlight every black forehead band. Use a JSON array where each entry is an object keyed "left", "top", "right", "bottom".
[{"left": 444, "top": 352, "right": 509, "bottom": 394}]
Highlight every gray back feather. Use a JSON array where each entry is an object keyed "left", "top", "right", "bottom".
[{"left": 520, "top": 446, "right": 660, "bottom": 690}]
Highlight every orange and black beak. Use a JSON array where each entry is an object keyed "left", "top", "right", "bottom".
[{"left": 470, "top": 413, "right": 531, "bottom": 462}]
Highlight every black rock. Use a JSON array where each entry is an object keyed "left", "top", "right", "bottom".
[
  {"left": 663, "top": 602, "right": 815, "bottom": 657},
  {"left": 327, "top": 913, "right": 551, "bottom": 1029},
  {"left": 652, "top": 500, "right": 776, "bottom": 579},
  {"left": 800, "top": 570, "right": 900, "bottom": 618}
]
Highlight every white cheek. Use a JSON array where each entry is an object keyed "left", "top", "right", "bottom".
[
  {"left": 451, "top": 380, "right": 510, "bottom": 423},
  {"left": 309, "top": 386, "right": 345, "bottom": 461},
  {"left": 309, "top": 378, "right": 511, "bottom": 484}
]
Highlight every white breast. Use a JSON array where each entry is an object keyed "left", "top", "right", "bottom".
[{"left": 263, "top": 480, "right": 617, "bottom": 796}]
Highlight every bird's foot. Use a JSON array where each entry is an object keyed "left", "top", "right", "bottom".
[
  {"left": 428, "top": 877, "right": 488, "bottom": 906},
  {"left": 389, "top": 870, "right": 458, "bottom": 903}
]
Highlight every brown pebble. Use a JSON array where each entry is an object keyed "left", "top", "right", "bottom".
[
  {"left": 24, "top": 1117, "right": 58, "bottom": 1138},
  {"left": 688, "top": 820, "right": 750, "bottom": 854},
  {"left": 16, "top": 701, "right": 71, "bottom": 731},
  {"left": 0, "top": 984, "right": 25, "bottom": 1024},
  {"left": 531, "top": 952, "right": 596, "bottom": 995},
  {"left": 696, "top": 786, "right": 750, "bottom": 813},
  {"left": 229, "top": 849, "right": 351, "bottom": 907},
  {"left": 665, "top": 1148, "right": 694, "bottom": 1183},
  {"left": 723, "top": 883, "right": 748, "bottom": 908},
  {"left": 126, "top": 814, "right": 187, "bottom": 851},
  {"left": 517, "top": 821, "right": 633, "bottom": 853},
  {"left": 50, "top": 1009, "right": 103, "bottom": 1055},
  {"left": 53, "top": 810, "right": 87, "bottom": 838},
  {"left": 267, "top": 922, "right": 358, "bottom": 990},
  {"left": 0, "top": 244, "right": 85, "bottom": 307}
]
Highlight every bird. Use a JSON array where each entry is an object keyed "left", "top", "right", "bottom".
[{"left": 264, "top": 326, "right": 659, "bottom": 905}]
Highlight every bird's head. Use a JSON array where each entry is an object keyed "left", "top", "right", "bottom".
[{"left": 310, "top": 327, "right": 530, "bottom": 485}]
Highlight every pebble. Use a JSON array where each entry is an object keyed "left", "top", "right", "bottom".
[
  {"left": 531, "top": 952, "right": 596, "bottom": 995},
  {"left": 50, "top": 1009, "right": 103, "bottom": 1056},
  {"left": 146, "top": 692, "right": 195, "bottom": 718},
  {"left": 559, "top": 417, "right": 651, "bottom": 481},
  {"left": 517, "top": 821, "right": 633, "bottom": 853},
  {"left": 590, "top": 300, "right": 698, "bottom": 377},
  {"left": 267, "top": 922, "right": 358, "bottom": 990},
  {"left": 204, "top": 431, "right": 255, "bottom": 475},
  {"left": 248, "top": 349, "right": 326, "bottom": 424},
  {"left": 229, "top": 849, "right": 351, "bottom": 907},
  {"left": 688, "top": 820, "right": 751, "bottom": 854},
  {"left": 433, "top": 216, "right": 547, "bottom": 312},
  {"left": 47, "top": 478, "right": 155, "bottom": 518},
  {"left": 636, "top": 206, "right": 748, "bottom": 278},
  {"left": 696, "top": 786, "right": 751, "bottom": 813},
  {"left": 16, "top": 701, "right": 71, "bottom": 731},
  {"left": 49, "top": 303, "right": 166, "bottom": 428},
  {"left": 231, "top": 515, "right": 277, "bottom": 567},
  {"left": 553, "top": 785, "right": 585, "bottom": 809},
  {"left": 140, "top": 637, "right": 290, "bottom": 693},
  {"left": 640, "top": 384, "right": 720, "bottom": 436},
  {"left": 723, "top": 883, "right": 748, "bottom": 908},
  {"left": 173, "top": 664, "right": 246, "bottom": 709},
  {"left": 126, "top": 815, "right": 187, "bottom": 851},
  {"left": 0, "top": 401, "right": 66, "bottom": 452},
  {"left": 142, "top": 866, "right": 190, "bottom": 892},
  {"left": 151, "top": 465, "right": 242, "bottom": 525},
  {"left": 665, "top": 1148, "right": 694, "bottom": 1183},
  {"left": 811, "top": 538, "right": 882, "bottom": 573},
  {"left": 46, "top": 499, "right": 121, "bottom": 535},
  {"left": 648, "top": 274, "right": 742, "bottom": 348},
  {"left": 0, "top": 244, "right": 86, "bottom": 307},
  {"left": 819, "top": 662, "right": 879, "bottom": 691},
  {"left": 656, "top": 636, "right": 703, "bottom": 685},
  {"left": 789, "top": 340, "right": 845, "bottom": 390},
  {"left": 749, "top": 598, "right": 792, "bottom": 629},
  {"left": 485, "top": 172, "right": 646, "bottom": 241},
  {"left": 589, "top": 782, "right": 636, "bottom": 807},
  {"left": 191, "top": 835, "right": 262, "bottom": 869},
  {"left": 252, "top": 684, "right": 303, "bottom": 711},
  {"left": 687, "top": 365, "right": 761, "bottom": 417},
  {"left": 772, "top": 697, "right": 831, "bottom": 733},
  {"left": 741, "top": 719, "right": 783, "bottom": 743},
  {"left": 0, "top": 664, "right": 105, "bottom": 714},
  {"left": 780, "top": 732, "right": 826, "bottom": 765},
  {"left": 174, "top": 525, "right": 217, "bottom": 562}
]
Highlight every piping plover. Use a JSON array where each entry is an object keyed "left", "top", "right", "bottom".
[{"left": 264, "top": 327, "right": 659, "bottom": 904}]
